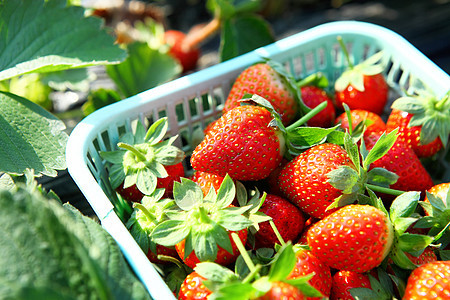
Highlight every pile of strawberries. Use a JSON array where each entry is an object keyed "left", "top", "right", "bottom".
[{"left": 100, "top": 39, "right": 450, "bottom": 300}]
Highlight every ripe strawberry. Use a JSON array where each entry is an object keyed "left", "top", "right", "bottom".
[
  {"left": 100, "top": 117, "right": 185, "bottom": 202},
  {"left": 424, "top": 182, "right": 450, "bottom": 206},
  {"left": 364, "top": 131, "right": 434, "bottom": 194},
  {"left": 257, "top": 281, "right": 306, "bottom": 300},
  {"left": 404, "top": 247, "right": 437, "bottom": 266},
  {"left": 179, "top": 271, "right": 212, "bottom": 300},
  {"left": 386, "top": 90, "right": 450, "bottom": 158},
  {"left": 190, "top": 171, "right": 226, "bottom": 196},
  {"left": 307, "top": 204, "right": 394, "bottom": 273},
  {"left": 403, "top": 261, "right": 450, "bottom": 299},
  {"left": 223, "top": 62, "right": 299, "bottom": 125},
  {"left": 301, "top": 85, "right": 335, "bottom": 128},
  {"left": 152, "top": 175, "right": 256, "bottom": 269},
  {"left": 335, "top": 109, "right": 386, "bottom": 137},
  {"left": 330, "top": 270, "right": 371, "bottom": 300},
  {"left": 164, "top": 30, "right": 200, "bottom": 73},
  {"left": 252, "top": 194, "right": 305, "bottom": 249},
  {"left": 191, "top": 104, "right": 285, "bottom": 181},
  {"left": 288, "top": 247, "right": 332, "bottom": 300},
  {"left": 278, "top": 143, "right": 355, "bottom": 219},
  {"left": 334, "top": 41, "right": 388, "bottom": 115}
]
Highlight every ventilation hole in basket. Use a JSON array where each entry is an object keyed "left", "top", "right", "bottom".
[
  {"left": 188, "top": 98, "right": 199, "bottom": 118},
  {"left": 316, "top": 47, "right": 326, "bottom": 69},
  {"left": 201, "top": 94, "right": 211, "bottom": 112},
  {"left": 292, "top": 56, "right": 304, "bottom": 78},
  {"left": 184, "top": 154, "right": 194, "bottom": 174},
  {"left": 158, "top": 109, "right": 167, "bottom": 119},
  {"left": 100, "top": 131, "right": 112, "bottom": 151},
  {"left": 117, "top": 125, "right": 127, "bottom": 138},
  {"left": 212, "top": 86, "right": 225, "bottom": 107},
  {"left": 175, "top": 102, "right": 186, "bottom": 123},
  {"left": 86, "top": 151, "right": 98, "bottom": 174}
]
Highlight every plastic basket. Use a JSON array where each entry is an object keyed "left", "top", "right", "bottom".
[{"left": 66, "top": 21, "right": 450, "bottom": 299}]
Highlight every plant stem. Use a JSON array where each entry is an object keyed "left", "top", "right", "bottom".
[
  {"left": 269, "top": 220, "right": 285, "bottom": 246},
  {"left": 435, "top": 93, "right": 449, "bottom": 111},
  {"left": 231, "top": 232, "right": 257, "bottom": 273},
  {"left": 337, "top": 36, "right": 353, "bottom": 69},
  {"left": 184, "top": 18, "right": 221, "bottom": 51},
  {"left": 366, "top": 184, "right": 404, "bottom": 196},
  {"left": 242, "top": 264, "right": 262, "bottom": 284},
  {"left": 118, "top": 142, "right": 147, "bottom": 161},
  {"left": 157, "top": 254, "right": 184, "bottom": 268},
  {"left": 286, "top": 101, "right": 327, "bottom": 131},
  {"left": 134, "top": 203, "right": 157, "bottom": 224}
]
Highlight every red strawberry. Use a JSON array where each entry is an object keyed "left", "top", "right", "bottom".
[
  {"left": 301, "top": 85, "right": 335, "bottom": 128},
  {"left": 179, "top": 271, "right": 212, "bottom": 300},
  {"left": 335, "top": 109, "right": 386, "bottom": 137},
  {"left": 334, "top": 41, "right": 388, "bottom": 115},
  {"left": 330, "top": 270, "right": 371, "bottom": 300},
  {"left": 257, "top": 281, "right": 306, "bottom": 300},
  {"left": 404, "top": 247, "right": 437, "bottom": 266},
  {"left": 307, "top": 204, "right": 394, "bottom": 273},
  {"left": 190, "top": 171, "right": 226, "bottom": 196},
  {"left": 288, "top": 247, "right": 332, "bottom": 300},
  {"left": 424, "top": 182, "right": 450, "bottom": 206},
  {"left": 191, "top": 104, "right": 285, "bottom": 181},
  {"left": 176, "top": 228, "right": 248, "bottom": 269},
  {"left": 164, "top": 30, "right": 200, "bottom": 73},
  {"left": 223, "top": 62, "right": 299, "bottom": 125},
  {"left": 403, "top": 261, "right": 450, "bottom": 300},
  {"left": 386, "top": 91, "right": 450, "bottom": 158},
  {"left": 278, "top": 143, "right": 355, "bottom": 219},
  {"left": 100, "top": 118, "right": 185, "bottom": 202},
  {"left": 146, "top": 244, "right": 179, "bottom": 265},
  {"left": 152, "top": 176, "right": 256, "bottom": 269},
  {"left": 364, "top": 131, "right": 434, "bottom": 194},
  {"left": 252, "top": 194, "right": 305, "bottom": 249}
]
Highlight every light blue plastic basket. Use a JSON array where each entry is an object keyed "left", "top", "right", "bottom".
[{"left": 66, "top": 21, "right": 450, "bottom": 300}]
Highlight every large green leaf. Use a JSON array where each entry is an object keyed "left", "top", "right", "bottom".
[
  {"left": 106, "top": 42, "right": 181, "bottom": 98},
  {"left": 0, "top": 0, "right": 127, "bottom": 81},
  {"left": 0, "top": 184, "right": 150, "bottom": 299},
  {"left": 0, "top": 92, "right": 68, "bottom": 176},
  {"left": 220, "top": 14, "right": 274, "bottom": 62}
]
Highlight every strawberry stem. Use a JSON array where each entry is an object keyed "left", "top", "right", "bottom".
[
  {"left": 118, "top": 142, "right": 147, "bottom": 161},
  {"left": 242, "top": 264, "right": 262, "bottom": 284},
  {"left": 337, "top": 36, "right": 353, "bottom": 69},
  {"left": 156, "top": 254, "right": 184, "bottom": 268},
  {"left": 231, "top": 232, "right": 257, "bottom": 273},
  {"left": 435, "top": 93, "right": 449, "bottom": 111},
  {"left": 286, "top": 101, "right": 327, "bottom": 131},
  {"left": 134, "top": 203, "right": 157, "bottom": 224},
  {"left": 366, "top": 184, "right": 404, "bottom": 196},
  {"left": 183, "top": 17, "right": 221, "bottom": 51},
  {"left": 269, "top": 220, "right": 285, "bottom": 246}
]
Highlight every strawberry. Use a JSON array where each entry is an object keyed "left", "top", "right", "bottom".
[
  {"left": 191, "top": 103, "right": 285, "bottom": 181},
  {"left": 301, "top": 85, "right": 335, "bottom": 128},
  {"left": 330, "top": 270, "right": 371, "bottom": 300},
  {"left": 100, "top": 117, "right": 185, "bottom": 202},
  {"left": 307, "top": 204, "right": 394, "bottom": 273},
  {"left": 179, "top": 271, "right": 212, "bottom": 300},
  {"left": 190, "top": 171, "right": 227, "bottom": 197},
  {"left": 404, "top": 247, "right": 437, "bottom": 266},
  {"left": 403, "top": 261, "right": 450, "bottom": 299},
  {"left": 335, "top": 109, "right": 386, "bottom": 137},
  {"left": 257, "top": 281, "right": 306, "bottom": 300},
  {"left": 252, "top": 194, "right": 305, "bottom": 249},
  {"left": 288, "top": 247, "right": 332, "bottom": 300},
  {"left": 386, "top": 90, "right": 450, "bottom": 158},
  {"left": 126, "top": 188, "right": 180, "bottom": 264},
  {"left": 334, "top": 39, "right": 388, "bottom": 115},
  {"left": 164, "top": 30, "right": 200, "bottom": 73},
  {"left": 278, "top": 143, "right": 356, "bottom": 219},
  {"left": 364, "top": 130, "right": 434, "bottom": 194},
  {"left": 151, "top": 175, "right": 257, "bottom": 269},
  {"left": 223, "top": 62, "right": 300, "bottom": 125}
]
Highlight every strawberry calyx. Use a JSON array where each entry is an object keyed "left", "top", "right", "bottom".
[
  {"left": 126, "top": 188, "right": 179, "bottom": 256},
  {"left": 391, "top": 89, "right": 450, "bottom": 147},
  {"left": 100, "top": 117, "right": 185, "bottom": 196},
  {"left": 334, "top": 36, "right": 385, "bottom": 93},
  {"left": 151, "top": 175, "right": 256, "bottom": 262}
]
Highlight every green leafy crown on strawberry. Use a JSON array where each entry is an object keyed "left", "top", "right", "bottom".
[
  {"left": 151, "top": 174, "right": 261, "bottom": 262},
  {"left": 391, "top": 89, "right": 450, "bottom": 146},
  {"left": 100, "top": 117, "right": 185, "bottom": 196},
  {"left": 334, "top": 36, "right": 385, "bottom": 93}
]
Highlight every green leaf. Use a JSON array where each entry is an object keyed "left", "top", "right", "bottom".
[
  {"left": 106, "top": 42, "right": 181, "bottom": 98},
  {"left": 220, "top": 14, "right": 274, "bottom": 62},
  {"left": 398, "top": 233, "right": 434, "bottom": 252},
  {"left": 145, "top": 117, "right": 168, "bottom": 144},
  {"left": 363, "top": 129, "right": 398, "bottom": 169},
  {"left": 218, "top": 210, "right": 253, "bottom": 231},
  {"left": 327, "top": 165, "right": 360, "bottom": 194},
  {"left": 0, "top": 92, "right": 68, "bottom": 176},
  {"left": 288, "top": 126, "right": 340, "bottom": 148},
  {"left": 0, "top": 0, "right": 126, "bottom": 81},
  {"left": 151, "top": 219, "right": 189, "bottom": 246},
  {"left": 173, "top": 178, "right": 204, "bottom": 211},
  {"left": 195, "top": 262, "right": 237, "bottom": 283},
  {"left": 284, "top": 275, "right": 322, "bottom": 298},
  {"left": 216, "top": 175, "right": 236, "bottom": 208},
  {"left": 390, "top": 191, "right": 420, "bottom": 220},
  {"left": 192, "top": 227, "right": 219, "bottom": 261},
  {"left": 268, "top": 243, "right": 296, "bottom": 281},
  {"left": 425, "top": 191, "right": 447, "bottom": 212},
  {"left": 367, "top": 167, "right": 399, "bottom": 188},
  {"left": 42, "top": 68, "right": 95, "bottom": 92},
  {"left": 135, "top": 168, "right": 158, "bottom": 195},
  {"left": 344, "top": 132, "right": 360, "bottom": 171},
  {"left": 82, "top": 88, "right": 122, "bottom": 116},
  {"left": 210, "top": 282, "right": 256, "bottom": 300}
]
